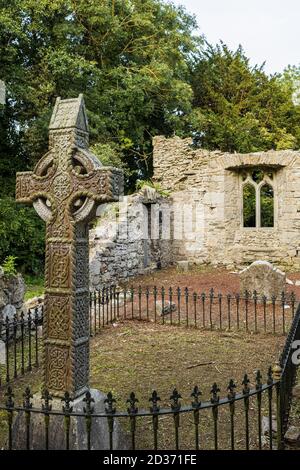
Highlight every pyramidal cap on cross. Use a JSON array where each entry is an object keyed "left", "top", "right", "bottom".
[{"left": 16, "top": 95, "right": 124, "bottom": 398}]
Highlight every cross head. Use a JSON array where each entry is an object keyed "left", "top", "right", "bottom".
[{"left": 16, "top": 95, "right": 123, "bottom": 397}]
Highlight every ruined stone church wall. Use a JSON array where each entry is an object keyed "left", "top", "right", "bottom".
[
  {"left": 89, "top": 195, "right": 172, "bottom": 287},
  {"left": 153, "top": 136, "right": 300, "bottom": 269}
]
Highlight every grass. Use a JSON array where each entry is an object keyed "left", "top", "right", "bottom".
[
  {"left": 0, "top": 320, "right": 285, "bottom": 450},
  {"left": 23, "top": 275, "right": 44, "bottom": 301}
]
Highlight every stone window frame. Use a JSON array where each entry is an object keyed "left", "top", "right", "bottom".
[{"left": 240, "top": 169, "right": 276, "bottom": 229}]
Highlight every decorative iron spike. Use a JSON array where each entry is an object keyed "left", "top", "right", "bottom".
[
  {"left": 149, "top": 390, "right": 161, "bottom": 413},
  {"left": 146, "top": 286, "right": 150, "bottom": 297},
  {"left": 201, "top": 292, "right": 205, "bottom": 300},
  {"left": 5, "top": 386, "right": 14, "bottom": 409},
  {"left": 169, "top": 287, "right": 173, "bottom": 296},
  {"left": 185, "top": 287, "right": 189, "bottom": 297},
  {"left": 191, "top": 385, "right": 202, "bottom": 408},
  {"left": 272, "top": 361, "right": 282, "bottom": 381},
  {"left": 83, "top": 391, "right": 95, "bottom": 414},
  {"left": 210, "top": 383, "right": 220, "bottom": 404},
  {"left": 23, "top": 387, "right": 33, "bottom": 409},
  {"left": 255, "top": 370, "right": 263, "bottom": 390},
  {"left": 244, "top": 290, "right": 249, "bottom": 299},
  {"left": 242, "top": 374, "right": 250, "bottom": 395},
  {"left": 127, "top": 392, "right": 139, "bottom": 414},
  {"left": 170, "top": 388, "right": 182, "bottom": 411},
  {"left": 210, "top": 288, "right": 214, "bottom": 298},
  {"left": 42, "top": 389, "right": 53, "bottom": 412},
  {"left": 62, "top": 391, "right": 73, "bottom": 413},
  {"left": 262, "top": 294, "right": 267, "bottom": 304},
  {"left": 253, "top": 290, "right": 258, "bottom": 301},
  {"left": 193, "top": 292, "right": 197, "bottom": 302},
  {"left": 104, "top": 392, "right": 116, "bottom": 414},
  {"left": 227, "top": 379, "right": 236, "bottom": 400}
]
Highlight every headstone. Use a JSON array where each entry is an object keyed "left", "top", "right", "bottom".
[
  {"left": 16, "top": 94, "right": 124, "bottom": 399},
  {"left": 176, "top": 260, "right": 189, "bottom": 272},
  {"left": 11, "top": 389, "right": 129, "bottom": 450},
  {"left": 0, "top": 80, "right": 5, "bottom": 105},
  {"left": 156, "top": 300, "right": 176, "bottom": 316},
  {"left": 284, "top": 426, "right": 300, "bottom": 445},
  {"left": 0, "top": 340, "right": 6, "bottom": 365},
  {"left": 239, "top": 261, "right": 286, "bottom": 298}
]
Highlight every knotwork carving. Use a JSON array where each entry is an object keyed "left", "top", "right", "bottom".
[
  {"left": 16, "top": 94, "right": 123, "bottom": 398},
  {"left": 74, "top": 343, "right": 89, "bottom": 391},
  {"left": 46, "top": 346, "right": 69, "bottom": 391},
  {"left": 47, "top": 296, "right": 70, "bottom": 340},
  {"left": 49, "top": 243, "right": 71, "bottom": 288}
]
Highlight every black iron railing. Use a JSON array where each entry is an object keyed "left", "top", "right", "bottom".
[
  {"left": 89, "top": 287, "right": 298, "bottom": 336},
  {"left": 0, "top": 308, "right": 43, "bottom": 387},
  {"left": 0, "top": 369, "right": 279, "bottom": 450},
  {"left": 0, "top": 297, "right": 299, "bottom": 450},
  {"left": 0, "top": 288, "right": 298, "bottom": 388}
]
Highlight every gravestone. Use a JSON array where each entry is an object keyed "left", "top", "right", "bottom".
[
  {"left": 16, "top": 94, "right": 123, "bottom": 399},
  {"left": 0, "top": 80, "right": 5, "bottom": 105},
  {"left": 239, "top": 260, "right": 286, "bottom": 298}
]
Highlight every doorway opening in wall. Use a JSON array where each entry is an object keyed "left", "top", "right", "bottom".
[{"left": 242, "top": 169, "right": 274, "bottom": 228}]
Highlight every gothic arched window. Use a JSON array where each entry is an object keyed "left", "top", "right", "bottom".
[{"left": 242, "top": 169, "right": 274, "bottom": 228}]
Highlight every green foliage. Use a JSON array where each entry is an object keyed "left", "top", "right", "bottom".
[
  {"left": 243, "top": 184, "right": 256, "bottom": 227},
  {"left": 0, "top": 197, "right": 45, "bottom": 274},
  {"left": 2, "top": 255, "right": 17, "bottom": 276},
  {"left": 1, "top": 2, "right": 300, "bottom": 276},
  {"left": 23, "top": 274, "right": 44, "bottom": 300},
  {"left": 135, "top": 179, "right": 170, "bottom": 197},
  {"left": 0, "top": 0, "right": 200, "bottom": 191},
  {"left": 190, "top": 43, "right": 300, "bottom": 152},
  {"left": 260, "top": 185, "right": 274, "bottom": 228}
]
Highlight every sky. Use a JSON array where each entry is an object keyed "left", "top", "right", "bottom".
[{"left": 169, "top": 0, "right": 300, "bottom": 75}]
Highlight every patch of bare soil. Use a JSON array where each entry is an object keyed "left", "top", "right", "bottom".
[{"left": 122, "top": 265, "right": 300, "bottom": 297}]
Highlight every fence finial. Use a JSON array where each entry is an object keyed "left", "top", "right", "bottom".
[{"left": 272, "top": 360, "right": 282, "bottom": 381}]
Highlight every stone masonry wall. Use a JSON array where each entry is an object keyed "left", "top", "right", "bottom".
[
  {"left": 0, "top": 268, "right": 26, "bottom": 321},
  {"left": 89, "top": 191, "right": 172, "bottom": 287},
  {"left": 152, "top": 136, "right": 300, "bottom": 270}
]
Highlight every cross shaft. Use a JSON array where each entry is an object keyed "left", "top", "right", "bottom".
[{"left": 16, "top": 95, "right": 123, "bottom": 397}]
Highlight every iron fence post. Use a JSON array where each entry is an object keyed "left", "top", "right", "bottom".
[{"left": 273, "top": 361, "right": 284, "bottom": 450}]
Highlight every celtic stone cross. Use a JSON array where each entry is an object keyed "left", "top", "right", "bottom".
[{"left": 16, "top": 95, "right": 123, "bottom": 398}]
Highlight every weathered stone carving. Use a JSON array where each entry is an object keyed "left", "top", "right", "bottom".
[
  {"left": 239, "top": 260, "right": 286, "bottom": 298},
  {"left": 16, "top": 94, "right": 123, "bottom": 398}
]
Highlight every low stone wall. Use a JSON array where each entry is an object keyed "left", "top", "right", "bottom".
[{"left": 0, "top": 267, "right": 26, "bottom": 321}]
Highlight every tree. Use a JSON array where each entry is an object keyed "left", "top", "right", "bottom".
[
  {"left": 0, "top": 0, "right": 200, "bottom": 273},
  {"left": 189, "top": 43, "right": 300, "bottom": 152},
  {"left": 0, "top": 0, "right": 200, "bottom": 188}
]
